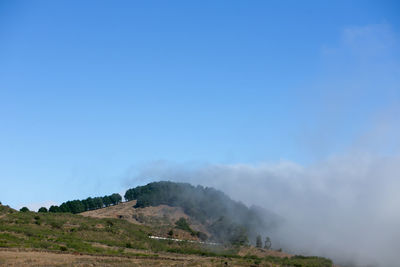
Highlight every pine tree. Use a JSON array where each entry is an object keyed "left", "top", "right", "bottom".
[
  {"left": 256, "top": 235, "right": 262, "bottom": 248},
  {"left": 264, "top": 236, "right": 271, "bottom": 249}
]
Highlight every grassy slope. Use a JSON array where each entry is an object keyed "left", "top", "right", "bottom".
[{"left": 0, "top": 205, "right": 332, "bottom": 267}]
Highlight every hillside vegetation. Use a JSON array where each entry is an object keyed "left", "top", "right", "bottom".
[
  {"left": 0, "top": 182, "right": 334, "bottom": 266},
  {"left": 48, "top": 181, "right": 273, "bottom": 246},
  {"left": 124, "top": 181, "right": 273, "bottom": 245},
  {"left": 0, "top": 203, "right": 333, "bottom": 266}
]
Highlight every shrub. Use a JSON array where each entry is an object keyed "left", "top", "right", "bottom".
[
  {"left": 49, "top": 221, "right": 63, "bottom": 229},
  {"left": 175, "top": 218, "right": 191, "bottom": 232},
  {"left": 197, "top": 231, "right": 208, "bottom": 241}
]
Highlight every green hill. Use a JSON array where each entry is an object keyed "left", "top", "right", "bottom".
[
  {"left": 125, "top": 181, "right": 274, "bottom": 245},
  {"left": 48, "top": 181, "right": 275, "bottom": 246}
]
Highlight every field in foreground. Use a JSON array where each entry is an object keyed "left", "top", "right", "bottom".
[
  {"left": 0, "top": 248, "right": 249, "bottom": 266},
  {"left": 0, "top": 248, "right": 336, "bottom": 267}
]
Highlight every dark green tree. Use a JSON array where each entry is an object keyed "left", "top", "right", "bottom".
[
  {"left": 93, "top": 197, "right": 103, "bottom": 209},
  {"left": 229, "top": 225, "right": 248, "bottom": 246},
  {"left": 102, "top": 196, "right": 112, "bottom": 207},
  {"left": 67, "top": 200, "right": 85, "bottom": 214},
  {"left": 175, "top": 217, "right": 191, "bottom": 231},
  {"left": 124, "top": 188, "right": 136, "bottom": 201},
  {"left": 110, "top": 193, "right": 122, "bottom": 205},
  {"left": 49, "top": 205, "right": 61, "bottom": 212},
  {"left": 85, "top": 197, "right": 95, "bottom": 210},
  {"left": 38, "top": 207, "right": 48, "bottom": 213},
  {"left": 256, "top": 235, "right": 262, "bottom": 248},
  {"left": 59, "top": 202, "right": 70, "bottom": 212},
  {"left": 20, "top": 207, "right": 29, "bottom": 212},
  {"left": 264, "top": 236, "right": 272, "bottom": 249}
]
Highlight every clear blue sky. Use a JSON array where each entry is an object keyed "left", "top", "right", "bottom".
[{"left": 1, "top": 1, "right": 399, "bottom": 209}]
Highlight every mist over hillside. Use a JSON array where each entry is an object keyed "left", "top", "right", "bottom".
[
  {"left": 42, "top": 181, "right": 278, "bottom": 246},
  {"left": 129, "top": 154, "right": 400, "bottom": 267},
  {"left": 124, "top": 181, "right": 279, "bottom": 245}
]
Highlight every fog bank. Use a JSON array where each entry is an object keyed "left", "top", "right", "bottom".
[{"left": 129, "top": 155, "right": 400, "bottom": 267}]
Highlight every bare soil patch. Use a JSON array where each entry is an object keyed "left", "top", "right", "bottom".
[
  {"left": 238, "top": 246, "right": 292, "bottom": 258},
  {"left": 80, "top": 201, "right": 210, "bottom": 240}
]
